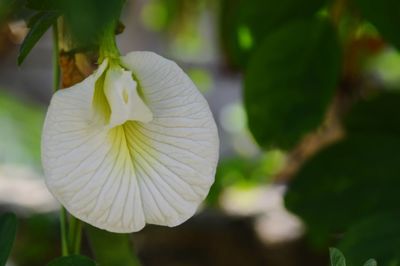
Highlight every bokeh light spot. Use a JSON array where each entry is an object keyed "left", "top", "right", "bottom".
[
  {"left": 140, "top": 1, "right": 168, "bottom": 31},
  {"left": 187, "top": 68, "right": 213, "bottom": 94},
  {"left": 220, "top": 102, "right": 247, "bottom": 134},
  {"left": 237, "top": 25, "right": 253, "bottom": 51}
]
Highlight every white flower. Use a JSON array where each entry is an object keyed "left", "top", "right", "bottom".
[{"left": 42, "top": 52, "right": 219, "bottom": 233}]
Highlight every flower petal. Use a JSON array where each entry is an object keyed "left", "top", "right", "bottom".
[
  {"left": 42, "top": 52, "right": 219, "bottom": 233},
  {"left": 104, "top": 65, "right": 153, "bottom": 128}
]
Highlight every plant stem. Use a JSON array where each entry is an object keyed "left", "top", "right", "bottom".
[
  {"left": 68, "top": 213, "right": 76, "bottom": 251},
  {"left": 53, "top": 17, "right": 85, "bottom": 258},
  {"left": 60, "top": 207, "right": 69, "bottom": 256},
  {"left": 60, "top": 208, "right": 83, "bottom": 256},
  {"left": 98, "top": 21, "right": 120, "bottom": 62},
  {"left": 52, "top": 22, "right": 60, "bottom": 92},
  {"left": 54, "top": 22, "right": 73, "bottom": 258},
  {"left": 72, "top": 219, "right": 83, "bottom": 254},
  {"left": 68, "top": 215, "right": 83, "bottom": 254}
]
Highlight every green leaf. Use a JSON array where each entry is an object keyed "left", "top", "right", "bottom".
[
  {"left": 244, "top": 18, "right": 341, "bottom": 149},
  {"left": 364, "top": 259, "right": 378, "bottom": 266},
  {"left": 47, "top": 255, "right": 97, "bottom": 266},
  {"left": 10, "top": 214, "right": 59, "bottom": 266},
  {"left": 18, "top": 11, "right": 60, "bottom": 65},
  {"left": 339, "top": 212, "right": 397, "bottom": 266},
  {"left": 330, "top": 248, "right": 346, "bottom": 266},
  {"left": 285, "top": 92, "right": 400, "bottom": 262},
  {"left": 27, "top": 11, "right": 48, "bottom": 28},
  {"left": 354, "top": 0, "right": 400, "bottom": 50},
  {"left": 0, "top": 213, "right": 17, "bottom": 266},
  {"left": 285, "top": 133, "right": 400, "bottom": 243},
  {"left": 26, "top": 0, "right": 126, "bottom": 47},
  {"left": 86, "top": 226, "right": 141, "bottom": 266},
  {"left": 220, "top": 0, "right": 328, "bottom": 68}
]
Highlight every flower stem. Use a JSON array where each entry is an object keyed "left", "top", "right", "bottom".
[
  {"left": 69, "top": 215, "right": 83, "bottom": 254},
  {"left": 52, "top": 22, "right": 60, "bottom": 92},
  {"left": 72, "top": 219, "right": 83, "bottom": 254},
  {"left": 60, "top": 207, "right": 69, "bottom": 256},
  {"left": 53, "top": 16, "right": 84, "bottom": 259},
  {"left": 99, "top": 21, "right": 120, "bottom": 63},
  {"left": 60, "top": 207, "right": 83, "bottom": 256},
  {"left": 68, "top": 213, "right": 76, "bottom": 250}
]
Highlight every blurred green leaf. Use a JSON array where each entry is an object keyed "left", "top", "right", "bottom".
[
  {"left": 18, "top": 11, "right": 59, "bottom": 65},
  {"left": 86, "top": 226, "right": 141, "bottom": 266},
  {"left": 354, "top": 0, "right": 400, "bottom": 50},
  {"left": 244, "top": 18, "right": 341, "bottom": 149},
  {"left": 285, "top": 92, "right": 400, "bottom": 262},
  {"left": 27, "top": 10, "right": 47, "bottom": 27},
  {"left": 0, "top": 213, "right": 17, "bottom": 266},
  {"left": 220, "top": 0, "right": 328, "bottom": 68},
  {"left": 329, "top": 247, "right": 378, "bottom": 266},
  {"left": 12, "top": 214, "right": 59, "bottom": 265},
  {"left": 285, "top": 134, "right": 400, "bottom": 244},
  {"left": 330, "top": 248, "right": 346, "bottom": 266},
  {"left": 47, "top": 255, "right": 96, "bottom": 266},
  {"left": 339, "top": 212, "right": 397, "bottom": 266},
  {"left": 26, "top": 0, "right": 125, "bottom": 47}
]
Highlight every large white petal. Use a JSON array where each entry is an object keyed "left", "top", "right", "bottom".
[{"left": 42, "top": 51, "right": 219, "bottom": 233}]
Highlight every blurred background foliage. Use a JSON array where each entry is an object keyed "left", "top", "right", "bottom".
[
  {"left": 1, "top": 0, "right": 400, "bottom": 265},
  {"left": 0, "top": 92, "right": 43, "bottom": 168}
]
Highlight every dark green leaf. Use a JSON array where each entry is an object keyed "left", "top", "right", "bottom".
[
  {"left": 47, "top": 255, "right": 97, "bottom": 266},
  {"left": 10, "top": 213, "right": 59, "bottom": 266},
  {"left": 285, "top": 92, "right": 400, "bottom": 262},
  {"left": 244, "top": 18, "right": 341, "bottom": 149},
  {"left": 364, "top": 259, "right": 378, "bottom": 266},
  {"left": 0, "top": 213, "right": 17, "bottom": 266},
  {"left": 86, "top": 226, "right": 141, "bottom": 266},
  {"left": 339, "top": 212, "right": 398, "bottom": 266},
  {"left": 285, "top": 134, "right": 400, "bottom": 243},
  {"left": 330, "top": 248, "right": 346, "bottom": 266},
  {"left": 27, "top": 11, "right": 46, "bottom": 27},
  {"left": 26, "top": 0, "right": 125, "bottom": 47},
  {"left": 18, "top": 11, "right": 60, "bottom": 65},
  {"left": 354, "top": 0, "right": 400, "bottom": 50},
  {"left": 220, "top": 0, "right": 328, "bottom": 68}
]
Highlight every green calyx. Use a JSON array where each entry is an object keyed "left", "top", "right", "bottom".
[{"left": 98, "top": 21, "right": 121, "bottom": 64}]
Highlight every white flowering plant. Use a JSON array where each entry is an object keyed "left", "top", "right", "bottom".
[
  {"left": 1, "top": 0, "right": 400, "bottom": 265},
  {"left": 4, "top": 0, "right": 219, "bottom": 264}
]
